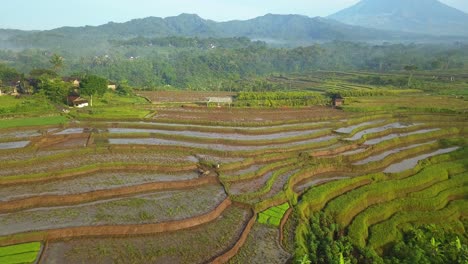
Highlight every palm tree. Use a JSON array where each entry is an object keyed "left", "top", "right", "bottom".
[
  {"left": 404, "top": 65, "right": 418, "bottom": 87},
  {"left": 50, "top": 54, "right": 64, "bottom": 72},
  {"left": 297, "top": 255, "right": 311, "bottom": 264}
]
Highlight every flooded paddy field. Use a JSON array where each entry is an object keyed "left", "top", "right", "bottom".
[
  {"left": 41, "top": 205, "right": 250, "bottom": 264},
  {"left": 384, "top": 147, "right": 460, "bottom": 173},
  {"left": 107, "top": 127, "right": 329, "bottom": 141},
  {"left": 0, "top": 151, "right": 197, "bottom": 177},
  {"left": 0, "top": 184, "right": 226, "bottom": 236},
  {"left": 344, "top": 122, "right": 419, "bottom": 141},
  {"left": 353, "top": 141, "right": 436, "bottom": 165},
  {"left": 1, "top": 102, "right": 466, "bottom": 264},
  {"left": 108, "top": 135, "right": 337, "bottom": 151},
  {"left": 227, "top": 223, "right": 291, "bottom": 264},
  {"left": 0, "top": 140, "right": 30, "bottom": 150},
  {"left": 0, "top": 171, "right": 201, "bottom": 201}
]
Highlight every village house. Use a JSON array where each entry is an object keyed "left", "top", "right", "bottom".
[
  {"left": 108, "top": 82, "right": 117, "bottom": 91},
  {"left": 67, "top": 95, "right": 89, "bottom": 108},
  {"left": 332, "top": 96, "right": 344, "bottom": 107},
  {"left": 63, "top": 77, "right": 80, "bottom": 87}
]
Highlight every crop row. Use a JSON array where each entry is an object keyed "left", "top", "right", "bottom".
[
  {"left": 0, "top": 242, "right": 41, "bottom": 264},
  {"left": 230, "top": 166, "right": 299, "bottom": 203},
  {"left": 343, "top": 128, "right": 459, "bottom": 163},
  {"left": 0, "top": 161, "right": 196, "bottom": 186},
  {"left": 103, "top": 127, "right": 332, "bottom": 147},
  {"left": 100, "top": 119, "right": 333, "bottom": 135},
  {"left": 257, "top": 203, "right": 290, "bottom": 227},
  {"left": 221, "top": 158, "right": 298, "bottom": 183},
  {"left": 324, "top": 158, "right": 468, "bottom": 227},
  {"left": 367, "top": 199, "right": 468, "bottom": 250},
  {"left": 348, "top": 180, "right": 468, "bottom": 247}
]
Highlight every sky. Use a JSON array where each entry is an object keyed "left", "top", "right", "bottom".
[{"left": 1, "top": 0, "right": 468, "bottom": 30}]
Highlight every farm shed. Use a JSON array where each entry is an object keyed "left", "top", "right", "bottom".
[
  {"left": 67, "top": 95, "right": 89, "bottom": 108},
  {"left": 333, "top": 96, "right": 344, "bottom": 107},
  {"left": 206, "top": 97, "right": 233, "bottom": 107},
  {"left": 72, "top": 98, "right": 89, "bottom": 108}
]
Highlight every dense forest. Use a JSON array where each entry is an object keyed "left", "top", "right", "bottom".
[{"left": 0, "top": 38, "right": 467, "bottom": 90}]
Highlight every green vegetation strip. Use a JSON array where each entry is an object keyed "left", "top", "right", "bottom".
[
  {"left": 344, "top": 128, "right": 459, "bottom": 162},
  {"left": 297, "top": 176, "right": 375, "bottom": 219},
  {"left": 348, "top": 181, "right": 468, "bottom": 248},
  {"left": 105, "top": 119, "right": 333, "bottom": 135},
  {"left": 0, "top": 242, "right": 41, "bottom": 264},
  {"left": 231, "top": 165, "right": 299, "bottom": 203},
  {"left": 0, "top": 162, "right": 196, "bottom": 185},
  {"left": 367, "top": 200, "right": 468, "bottom": 250},
  {"left": 257, "top": 203, "right": 290, "bottom": 227},
  {"left": 0, "top": 116, "right": 67, "bottom": 129},
  {"left": 408, "top": 172, "right": 468, "bottom": 198},
  {"left": 222, "top": 159, "right": 297, "bottom": 183},
  {"left": 324, "top": 159, "right": 468, "bottom": 227},
  {"left": 105, "top": 128, "right": 332, "bottom": 147}
]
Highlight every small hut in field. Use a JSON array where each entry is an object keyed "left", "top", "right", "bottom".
[
  {"left": 206, "top": 97, "right": 233, "bottom": 107},
  {"left": 332, "top": 95, "right": 344, "bottom": 107}
]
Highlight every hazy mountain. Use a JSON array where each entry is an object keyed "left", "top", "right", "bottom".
[
  {"left": 329, "top": 0, "right": 468, "bottom": 36},
  {"left": 1, "top": 13, "right": 440, "bottom": 51},
  {"left": 215, "top": 14, "right": 416, "bottom": 42}
]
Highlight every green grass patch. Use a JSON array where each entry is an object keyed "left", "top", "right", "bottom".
[
  {"left": 367, "top": 200, "right": 468, "bottom": 250},
  {"left": 0, "top": 242, "right": 41, "bottom": 264},
  {"left": 324, "top": 158, "right": 468, "bottom": 227},
  {"left": 0, "top": 115, "right": 67, "bottom": 129},
  {"left": 348, "top": 181, "right": 468, "bottom": 248},
  {"left": 257, "top": 203, "right": 290, "bottom": 227},
  {"left": 92, "top": 92, "right": 149, "bottom": 106},
  {"left": 343, "top": 95, "right": 468, "bottom": 114},
  {"left": 70, "top": 106, "right": 150, "bottom": 120},
  {"left": 0, "top": 95, "right": 55, "bottom": 117}
]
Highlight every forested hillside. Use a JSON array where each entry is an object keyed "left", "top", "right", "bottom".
[{"left": 1, "top": 39, "right": 467, "bottom": 90}]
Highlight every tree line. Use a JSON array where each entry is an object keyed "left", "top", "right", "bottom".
[{"left": 1, "top": 40, "right": 467, "bottom": 90}]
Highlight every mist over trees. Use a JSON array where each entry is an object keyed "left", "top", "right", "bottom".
[{"left": 1, "top": 38, "right": 467, "bottom": 90}]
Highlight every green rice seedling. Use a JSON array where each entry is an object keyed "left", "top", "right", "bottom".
[
  {"left": 367, "top": 200, "right": 468, "bottom": 250},
  {"left": 257, "top": 203, "right": 290, "bottom": 227}
]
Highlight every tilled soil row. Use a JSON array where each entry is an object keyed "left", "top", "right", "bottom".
[
  {"left": 0, "top": 176, "right": 219, "bottom": 214},
  {"left": 210, "top": 210, "right": 257, "bottom": 264},
  {"left": 0, "top": 163, "right": 197, "bottom": 186},
  {"left": 279, "top": 207, "right": 293, "bottom": 249},
  {"left": 0, "top": 198, "right": 232, "bottom": 247}
]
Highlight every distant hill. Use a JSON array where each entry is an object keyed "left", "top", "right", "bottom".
[
  {"left": 0, "top": 13, "right": 443, "bottom": 51},
  {"left": 329, "top": 0, "right": 468, "bottom": 36}
]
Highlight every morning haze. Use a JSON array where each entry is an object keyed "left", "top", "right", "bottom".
[{"left": 1, "top": 0, "right": 468, "bottom": 30}]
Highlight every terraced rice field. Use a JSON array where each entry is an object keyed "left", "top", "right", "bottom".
[{"left": 0, "top": 104, "right": 466, "bottom": 263}]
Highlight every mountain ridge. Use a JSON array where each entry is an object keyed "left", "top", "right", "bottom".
[
  {"left": 329, "top": 0, "right": 468, "bottom": 36},
  {"left": 1, "top": 11, "right": 466, "bottom": 52}
]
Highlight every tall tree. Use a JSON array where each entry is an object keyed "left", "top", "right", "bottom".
[
  {"left": 79, "top": 75, "right": 108, "bottom": 106},
  {"left": 49, "top": 54, "right": 64, "bottom": 72},
  {"left": 36, "top": 77, "right": 70, "bottom": 104},
  {"left": 404, "top": 65, "right": 418, "bottom": 87}
]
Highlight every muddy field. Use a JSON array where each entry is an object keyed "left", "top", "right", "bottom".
[
  {"left": 227, "top": 223, "right": 291, "bottom": 264},
  {"left": 0, "top": 171, "right": 201, "bottom": 201},
  {"left": 139, "top": 91, "right": 237, "bottom": 103},
  {"left": 153, "top": 106, "right": 348, "bottom": 123},
  {"left": 0, "top": 109, "right": 465, "bottom": 264},
  {"left": 108, "top": 127, "right": 329, "bottom": 141},
  {"left": 0, "top": 184, "right": 226, "bottom": 236},
  {"left": 0, "top": 151, "right": 198, "bottom": 176},
  {"left": 42, "top": 205, "right": 250, "bottom": 264},
  {"left": 383, "top": 147, "right": 460, "bottom": 173},
  {"left": 108, "top": 135, "right": 337, "bottom": 152}
]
